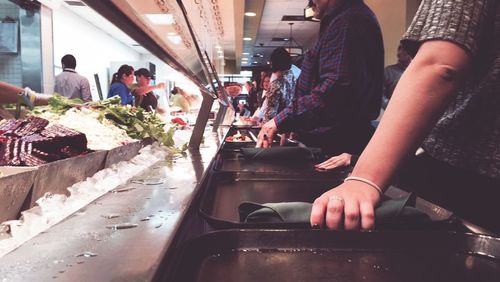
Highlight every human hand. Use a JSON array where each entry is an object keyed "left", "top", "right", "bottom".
[
  {"left": 315, "top": 153, "right": 352, "bottom": 171},
  {"left": 279, "top": 132, "right": 289, "bottom": 146},
  {"left": 310, "top": 181, "right": 381, "bottom": 230},
  {"left": 156, "top": 82, "right": 166, "bottom": 90},
  {"left": 256, "top": 119, "right": 277, "bottom": 148}
]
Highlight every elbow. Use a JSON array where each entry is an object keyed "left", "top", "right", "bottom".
[{"left": 433, "top": 64, "right": 461, "bottom": 83}]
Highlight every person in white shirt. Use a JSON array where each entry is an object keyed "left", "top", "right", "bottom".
[{"left": 54, "top": 54, "right": 92, "bottom": 102}]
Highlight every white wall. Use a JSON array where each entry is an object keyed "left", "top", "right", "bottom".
[{"left": 52, "top": 5, "right": 141, "bottom": 100}]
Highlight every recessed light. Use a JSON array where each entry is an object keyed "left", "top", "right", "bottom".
[
  {"left": 243, "top": 37, "right": 252, "bottom": 41},
  {"left": 253, "top": 61, "right": 258, "bottom": 64},
  {"left": 145, "top": 14, "right": 174, "bottom": 25},
  {"left": 219, "top": 55, "right": 224, "bottom": 58},
  {"left": 242, "top": 52, "right": 249, "bottom": 55},
  {"left": 244, "top": 12, "right": 256, "bottom": 17}
]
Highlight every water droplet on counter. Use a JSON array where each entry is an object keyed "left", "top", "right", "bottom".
[
  {"left": 66, "top": 264, "right": 73, "bottom": 267},
  {"left": 52, "top": 276, "right": 58, "bottom": 279},
  {"left": 58, "top": 270, "right": 65, "bottom": 274},
  {"left": 155, "top": 223, "right": 163, "bottom": 228},
  {"left": 53, "top": 259, "right": 64, "bottom": 264},
  {"left": 75, "top": 251, "right": 98, "bottom": 258},
  {"left": 131, "top": 178, "right": 165, "bottom": 185},
  {"left": 74, "top": 211, "right": 86, "bottom": 216},
  {"left": 167, "top": 186, "right": 179, "bottom": 190},
  {"left": 106, "top": 223, "right": 138, "bottom": 230},
  {"left": 140, "top": 217, "right": 150, "bottom": 221},
  {"left": 110, "top": 187, "right": 136, "bottom": 193},
  {"left": 101, "top": 214, "right": 120, "bottom": 219},
  {"left": 76, "top": 261, "right": 84, "bottom": 264}
]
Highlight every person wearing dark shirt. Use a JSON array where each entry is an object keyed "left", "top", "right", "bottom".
[
  {"left": 107, "top": 64, "right": 134, "bottom": 105},
  {"left": 131, "top": 68, "right": 166, "bottom": 113},
  {"left": 256, "top": 0, "right": 384, "bottom": 156},
  {"left": 245, "top": 81, "right": 259, "bottom": 115},
  {"left": 382, "top": 44, "right": 412, "bottom": 109}
]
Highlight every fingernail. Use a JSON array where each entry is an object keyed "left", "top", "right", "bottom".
[{"left": 312, "top": 224, "right": 320, "bottom": 229}]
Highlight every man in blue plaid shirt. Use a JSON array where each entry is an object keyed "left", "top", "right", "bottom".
[{"left": 257, "top": 0, "right": 384, "bottom": 156}]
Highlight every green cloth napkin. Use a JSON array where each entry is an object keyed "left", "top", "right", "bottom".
[
  {"left": 239, "top": 193, "right": 429, "bottom": 226},
  {"left": 241, "top": 147, "right": 322, "bottom": 160}
]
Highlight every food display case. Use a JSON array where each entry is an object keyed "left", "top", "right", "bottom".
[{"left": 1, "top": 1, "right": 499, "bottom": 281}]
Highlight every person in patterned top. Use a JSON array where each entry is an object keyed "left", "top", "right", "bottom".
[
  {"left": 256, "top": 0, "right": 384, "bottom": 156},
  {"left": 311, "top": 0, "right": 500, "bottom": 233},
  {"left": 263, "top": 47, "right": 296, "bottom": 123}
]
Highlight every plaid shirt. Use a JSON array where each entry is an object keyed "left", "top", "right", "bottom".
[{"left": 274, "top": 0, "right": 383, "bottom": 134}]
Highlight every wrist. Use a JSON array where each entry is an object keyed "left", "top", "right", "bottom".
[{"left": 344, "top": 176, "right": 383, "bottom": 195}]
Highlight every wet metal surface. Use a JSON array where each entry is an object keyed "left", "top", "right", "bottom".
[
  {"left": 104, "top": 141, "right": 144, "bottom": 168},
  {"left": 0, "top": 167, "right": 37, "bottom": 222},
  {"left": 30, "top": 150, "right": 108, "bottom": 207},
  {"left": 0, "top": 129, "right": 222, "bottom": 282},
  {"left": 169, "top": 230, "right": 500, "bottom": 282}
]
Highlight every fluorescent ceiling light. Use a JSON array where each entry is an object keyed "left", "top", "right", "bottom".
[
  {"left": 167, "top": 32, "right": 177, "bottom": 36},
  {"left": 219, "top": 55, "right": 224, "bottom": 58},
  {"left": 167, "top": 34, "right": 182, "bottom": 45},
  {"left": 217, "top": 50, "right": 223, "bottom": 54},
  {"left": 242, "top": 52, "right": 249, "bottom": 55},
  {"left": 146, "top": 14, "right": 174, "bottom": 25},
  {"left": 243, "top": 37, "right": 252, "bottom": 41},
  {"left": 244, "top": 12, "right": 256, "bottom": 17},
  {"left": 215, "top": 45, "right": 222, "bottom": 49}
]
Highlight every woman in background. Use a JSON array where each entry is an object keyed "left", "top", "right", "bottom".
[{"left": 107, "top": 64, "right": 135, "bottom": 105}]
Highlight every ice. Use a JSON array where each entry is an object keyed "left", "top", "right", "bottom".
[{"left": 0, "top": 143, "right": 169, "bottom": 258}]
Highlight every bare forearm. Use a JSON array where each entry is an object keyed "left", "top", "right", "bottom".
[
  {"left": 134, "top": 85, "right": 157, "bottom": 96},
  {"left": 351, "top": 41, "right": 470, "bottom": 188},
  {"left": 0, "top": 81, "right": 23, "bottom": 103}
]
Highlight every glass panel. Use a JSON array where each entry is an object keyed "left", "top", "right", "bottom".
[{"left": 109, "top": 0, "right": 215, "bottom": 93}]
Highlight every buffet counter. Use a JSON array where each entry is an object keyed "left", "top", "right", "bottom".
[
  {"left": 1, "top": 125, "right": 499, "bottom": 282},
  {"left": 0, "top": 127, "right": 226, "bottom": 281}
]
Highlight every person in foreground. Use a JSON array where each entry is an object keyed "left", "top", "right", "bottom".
[{"left": 310, "top": 0, "right": 500, "bottom": 231}]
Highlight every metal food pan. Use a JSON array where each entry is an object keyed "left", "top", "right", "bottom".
[
  {"left": 0, "top": 166, "right": 37, "bottom": 222},
  {"left": 222, "top": 127, "right": 269, "bottom": 149},
  {"left": 199, "top": 172, "right": 342, "bottom": 229},
  {"left": 166, "top": 230, "right": 500, "bottom": 282},
  {"left": 212, "top": 152, "right": 349, "bottom": 177},
  {"left": 30, "top": 150, "right": 107, "bottom": 207}
]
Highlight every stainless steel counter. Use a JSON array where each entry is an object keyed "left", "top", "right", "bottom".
[{"left": 0, "top": 128, "right": 226, "bottom": 281}]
